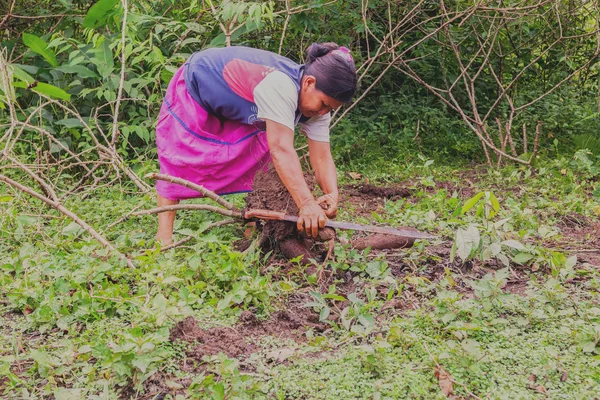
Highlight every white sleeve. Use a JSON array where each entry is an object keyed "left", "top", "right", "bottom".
[
  {"left": 254, "top": 71, "right": 298, "bottom": 131},
  {"left": 300, "top": 113, "right": 331, "bottom": 143}
]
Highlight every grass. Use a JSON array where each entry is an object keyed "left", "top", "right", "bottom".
[{"left": 1, "top": 151, "right": 599, "bottom": 398}]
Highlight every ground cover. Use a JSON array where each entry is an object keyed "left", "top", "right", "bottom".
[{"left": 1, "top": 154, "right": 599, "bottom": 399}]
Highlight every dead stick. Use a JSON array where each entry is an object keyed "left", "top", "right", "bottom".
[
  {"left": 496, "top": 117, "right": 507, "bottom": 167},
  {"left": 0, "top": 174, "right": 136, "bottom": 269},
  {"left": 145, "top": 173, "right": 237, "bottom": 211},
  {"left": 523, "top": 123, "right": 528, "bottom": 154},
  {"left": 530, "top": 121, "right": 542, "bottom": 162},
  {"left": 133, "top": 204, "right": 243, "bottom": 219}
]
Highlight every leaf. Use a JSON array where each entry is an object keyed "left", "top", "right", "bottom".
[
  {"left": 347, "top": 171, "right": 363, "bottom": 180},
  {"left": 62, "top": 221, "right": 83, "bottom": 236},
  {"left": 22, "top": 33, "right": 58, "bottom": 67},
  {"left": 93, "top": 38, "right": 114, "bottom": 79},
  {"left": 82, "top": 0, "right": 120, "bottom": 28},
  {"left": 30, "top": 349, "right": 56, "bottom": 368},
  {"left": 358, "top": 313, "right": 375, "bottom": 327},
  {"left": 501, "top": 240, "right": 525, "bottom": 250},
  {"left": 434, "top": 366, "right": 454, "bottom": 397},
  {"left": 319, "top": 306, "right": 330, "bottom": 321},
  {"left": 55, "top": 118, "right": 84, "bottom": 128},
  {"left": 10, "top": 64, "right": 35, "bottom": 84},
  {"left": 497, "top": 253, "right": 510, "bottom": 267},
  {"left": 565, "top": 255, "right": 577, "bottom": 268},
  {"left": 455, "top": 225, "right": 480, "bottom": 261},
  {"left": 153, "top": 294, "right": 167, "bottom": 310},
  {"left": 55, "top": 65, "right": 99, "bottom": 79},
  {"left": 37, "top": 82, "right": 72, "bottom": 101},
  {"left": 132, "top": 354, "right": 153, "bottom": 373},
  {"left": 54, "top": 388, "right": 84, "bottom": 400},
  {"left": 489, "top": 191, "right": 500, "bottom": 213},
  {"left": 513, "top": 252, "right": 534, "bottom": 265},
  {"left": 461, "top": 192, "right": 484, "bottom": 214},
  {"left": 0, "top": 195, "right": 13, "bottom": 203},
  {"left": 266, "top": 347, "right": 295, "bottom": 362}
]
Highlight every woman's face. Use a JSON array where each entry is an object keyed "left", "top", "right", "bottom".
[{"left": 298, "top": 75, "right": 343, "bottom": 118}]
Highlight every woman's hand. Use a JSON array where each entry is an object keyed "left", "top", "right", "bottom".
[
  {"left": 298, "top": 199, "right": 327, "bottom": 237},
  {"left": 316, "top": 193, "right": 338, "bottom": 218}
]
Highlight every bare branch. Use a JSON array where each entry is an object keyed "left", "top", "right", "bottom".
[
  {"left": 110, "top": 0, "right": 129, "bottom": 148},
  {"left": 145, "top": 173, "right": 239, "bottom": 211},
  {"left": 133, "top": 204, "right": 243, "bottom": 219},
  {"left": 0, "top": 174, "right": 135, "bottom": 268}
]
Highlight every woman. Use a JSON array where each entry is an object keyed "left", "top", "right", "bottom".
[{"left": 155, "top": 43, "right": 357, "bottom": 245}]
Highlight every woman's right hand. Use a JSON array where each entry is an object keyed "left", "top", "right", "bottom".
[{"left": 297, "top": 199, "right": 327, "bottom": 238}]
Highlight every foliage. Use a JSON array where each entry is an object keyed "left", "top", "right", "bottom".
[{"left": 1, "top": 0, "right": 600, "bottom": 397}]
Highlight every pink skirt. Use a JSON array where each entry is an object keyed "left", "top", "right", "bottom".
[{"left": 155, "top": 65, "right": 271, "bottom": 201}]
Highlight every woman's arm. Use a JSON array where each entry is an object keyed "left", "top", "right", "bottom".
[
  {"left": 308, "top": 138, "right": 339, "bottom": 218},
  {"left": 265, "top": 119, "right": 327, "bottom": 237}
]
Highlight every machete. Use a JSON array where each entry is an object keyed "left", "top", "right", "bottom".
[{"left": 244, "top": 209, "right": 435, "bottom": 240}]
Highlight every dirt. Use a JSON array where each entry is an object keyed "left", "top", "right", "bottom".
[
  {"left": 358, "top": 183, "right": 412, "bottom": 199},
  {"left": 552, "top": 212, "right": 600, "bottom": 266},
  {"left": 245, "top": 164, "right": 421, "bottom": 263},
  {"left": 244, "top": 164, "right": 328, "bottom": 263},
  {"left": 170, "top": 304, "right": 326, "bottom": 361}
]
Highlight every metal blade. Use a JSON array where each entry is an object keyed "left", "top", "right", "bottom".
[{"left": 281, "top": 215, "right": 435, "bottom": 239}]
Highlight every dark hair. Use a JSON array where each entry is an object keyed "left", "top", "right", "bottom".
[{"left": 304, "top": 42, "right": 357, "bottom": 103}]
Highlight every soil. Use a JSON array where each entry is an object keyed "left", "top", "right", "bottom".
[
  {"left": 170, "top": 298, "right": 326, "bottom": 361},
  {"left": 244, "top": 164, "right": 329, "bottom": 263},
  {"left": 551, "top": 212, "right": 600, "bottom": 266},
  {"left": 358, "top": 183, "right": 412, "bottom": 199},
  {"left": 245, "top": 164, "right": 423, "bottom": 263}
]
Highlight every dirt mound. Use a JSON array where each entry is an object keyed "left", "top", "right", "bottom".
[
  {"left": 245, "top": 164, "right": 331, "bottom": 263},
  {"left": 359, "top": 183, "right": 411, "bottom": 199},
  {"left": 170, "top": 307, "right": 325, "bottom": 359},
  {"left": 245, "top": 164, "right": 420, "bottom": 263}
]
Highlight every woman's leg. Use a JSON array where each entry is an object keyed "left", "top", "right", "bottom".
[{"left": 155, "top": 193, "right": 179, "bottom": 245}]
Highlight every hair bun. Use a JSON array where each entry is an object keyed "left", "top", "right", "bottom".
[{"left": 305, "top": 42, "right": 339, "bottom": 64}]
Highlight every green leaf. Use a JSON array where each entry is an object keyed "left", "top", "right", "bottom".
[
  {"left": 30, "top": 349, "right": 56, "bottom": 368},
  {"left": 0, "top": 195, "right": 13, "bottom": 203},
  {"left": 10, "top": 65, "right": 35, "bottom": 84},
  {"left": 461, "top": 192, "right": 484, "bottom": 214},
  {"left": 358, "top": 314, "right": 375, "bottom": 327},
  {"left": 22, "top": 33, "right": 58, "bottom": 67},
  {"left": 319, "top": 306, "right": 330, "bottom": 321},
  {"left": 54, "top": 65, "right": 99, "bottom": 79},
  {"left": 55, "top": 119, "right": 83, "bottom": 128},
  {"left": 132, "top": 354, "right": 153, "bottom": 373},
  {"left": 93, "top": 37, "right": 114, "bottom": 79},
  {"left": 62, "top": 221, "right": 83, "bottom": 236},
  {"left": 500, "top": 240, "right": 525, "bottom": 250},
  {"left": 489, "top": 191, "right": 500, "bottom": 212},
  {"left": 83, "top": 0, "right": 120, "bottom": 28},
  {"left": 54, "top": 388, "right": 84, "bottom": 400},
  {"left": 455, "top": 225, "right": 480, "bottom": 261},
  {"left": 512, "top": 252, "right": 534, "bottom": 265},
  {"left": 36, "top": 82, "right": 71, "bottom": 101}
]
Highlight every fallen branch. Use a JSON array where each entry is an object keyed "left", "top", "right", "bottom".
[
  {"left": 145, "top": 173, "right": 238, "bottom": 211},
  {"left": 0, "top": 174, "right": 135, "bottom": 269},
  {"left": 133, "top": 204, "right": 243, "bottom": 219}
]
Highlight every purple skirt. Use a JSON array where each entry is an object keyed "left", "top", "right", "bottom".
[{"left": 155, "top": 65, "right": 271, "bottom": 201}]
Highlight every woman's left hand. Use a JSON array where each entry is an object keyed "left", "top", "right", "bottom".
[{"left": 316, "top": 193, "right": 338, "bottom": 218}]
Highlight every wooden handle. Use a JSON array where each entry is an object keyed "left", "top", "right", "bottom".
[{"left": 244, "top": 209, "right": 287, "bottom": 221}]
